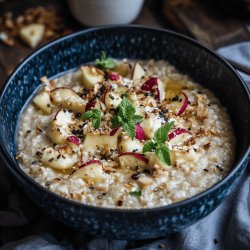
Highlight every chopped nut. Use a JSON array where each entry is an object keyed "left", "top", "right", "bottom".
[
  {"left": 0, "top": 32, "right": 14, "bottom": 46},
  {"left": 5, "top": 18, "right": 14, "bottom": 29},
  {"left": 117, "top": 200, "right": 123, "bottom": 206},
  {"left": 15, "top": 152, "right": 23, "bottom": 160},
  {"left": 48, "top": 158, "right": 54, "bottom": 162},
  {"left": 131, "top": 172, "right": 140, "bottom": 180},
  {"left": 203, "top": 142, "right": 211, "bottom": 150}
]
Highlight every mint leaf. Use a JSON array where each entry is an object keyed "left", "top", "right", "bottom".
[
  {"left": 123, "top": 120, "right": 135, "bottom": 139},
  {"left": 92, "top": 109, "right": 101, "bottom": 117},
  {"left": 142, "top": 122, "right": 174, "bottom": 166},
  {"left": 142, "top": 141, "right": 156, "bottom": 153},
  {"left": 81, "top": 109, "right": 101, "bottom": 129},
  {"left": 129, "top": 190, "right": 142, "bottom": 197},
  {"left": 101, "top": 51, "right": 105, "bottom": 61},
  {"left": 112, "top": 97, "right": 143, "bottom": 139},
  {"left": 155, "top": 144, "right": 171, "bottom": 166},
  {"left": 119, "top": 97, "right": 135, "bottom": 118},
  {"left": 104, "top": 58, "right": 116, "bottom": 69},
  {"left": 111, "top": 116, "right": 121, "bottom": 128},
  {"left": 92, "top": 117, "right": 101, "bottom": 129},
  {"left": 95, "top": 51, "right": 116, "bottom": 69},
  {"left": 81, "top": 111, "right": 93, "bottom": 119},
  {"left": 154, "top": 121, "right": 174, "bottom": 143},
  {"left": 132, "top": 115, "right": 143, "bottom": 124}
]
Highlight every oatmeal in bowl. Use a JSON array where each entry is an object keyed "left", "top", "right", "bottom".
[{"left": 17, "top": 52, "right": 235, "bottom": 209}]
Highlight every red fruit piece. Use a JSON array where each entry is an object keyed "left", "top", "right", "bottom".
[
  {"left": 80, "top": 159, "right": 101, "bottom": 168},
  {"left": 85, "top": 99, "right": 96, "bottom": 112},
  {"left": 66, "top": 136, "right": 81, "bottom": 146},
  {"left": 177, "top": 92, "right": 189, "bottom": 116},
  {"left": 141, "top": 77, "right": 163, "bottom": 100},
  {"left": 109, "top": 72, "right": 120, "bottom": 81},
  {"left": 135, "top": 124, "right": 145, "bottom": 140},
  {"left": 141, "top": 77, "right": 158, "bottom": 91},
  {"left": 110, "top": 127, "right": 120, "bottom": 136},
  {"left": 119, "top": 152, "right": 148, "bottom": 164},
  {"left": 168, "top": 128, "right": 191, "bottom": 140}
]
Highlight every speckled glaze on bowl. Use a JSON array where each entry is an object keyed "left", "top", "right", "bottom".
[{"left": 0, "top": 26, "right": 249, "bottom": 240}]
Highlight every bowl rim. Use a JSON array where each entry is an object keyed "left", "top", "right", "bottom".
[{"left": 0, "top": 25, "right": 250, "bottom": 213}]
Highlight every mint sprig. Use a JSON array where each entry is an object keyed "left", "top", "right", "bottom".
[
  {"left": 112, "top": 97, "right": 143, "bottom": 139},
  {"left": 81, "top": 109, "right": 101, "bottom": 129},
  {"left": 129, "top": 190, "right": 142, "bottom": 197},
  {"left": 142, "top": 122, "right": 174, "bottom": 166},
  {"left": 95, "top": 51, "right": 116, "bottom": 69}
]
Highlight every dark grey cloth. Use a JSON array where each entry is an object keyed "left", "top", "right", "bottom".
[{"left": 0, "top": 43, "right": 249, "bottom": 250}]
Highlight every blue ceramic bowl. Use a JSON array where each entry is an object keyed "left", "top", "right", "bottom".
[{"left": 0, "top": 26, "right": 250, "bottom": 240}]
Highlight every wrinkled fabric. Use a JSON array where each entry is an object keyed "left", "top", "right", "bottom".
[{"left": 0, "top": 43, "right": 249, "bottom": 250}]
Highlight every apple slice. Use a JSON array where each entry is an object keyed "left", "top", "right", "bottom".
[
  {"left": 177, "top": 92, "right": 189, "bottom": 116},
  {"left": 168, "top": 128, "right": 191, "bottom": 145},
  {"left": 168, "top": 128, "right": 191, "bottom": 140},
  {"left": 114, "top": 60, "right": 132, "bottom": 77},
  {"left": 81, "top": 159, "right": 101, "bottom": 167},
  {"left": 118, "top": 136, "right": 143, "bottom": 153},
  {"left": 33, "top": 89, "right": 52, "bottom": 114},
  {"left": 41, "top": 147, "right": 77, "bottom": 170},
  {"left": 132, "top": 62, "right": 145, "bottom": 81},
  {"left": 135, "top": 124, "right": 145, "bottom": 140},
  {"left": 19, "top": 24, "right": 45, "bottom": 48},
  {"left": 118, "top": 152, "right": 148, "bottom": 169},
  {"left": 110, "top": 127, "right": 121, "bottom": 136},
  {"left": 135, "top": 106, "right": 146, "bottom": 116},
  {"left": 72, "top": 160, "right": 107, "bottom": 182},
  {"left": 104, "top": 91, "right": 122, "bottom": 110},
  {"left": 141, "top": 77, "right": 157, "bottom": 91},
  {"left": 47, "top": 109, "right": 73, "bottom": 144},
  {"left": 140, "top": 113, "right": 162, "bottom": 139},
  {"left": 141, "top": 77, "right": 165, "bottom": 101},
  {"left": 50, "top": 87, "right": 86, "bottom": 113},
  {"left": 157, "top": 79, "right": 165, "bottom": 101},
  {"left": 116, "top": 85, "right": 129, "bottom": 96},
  {"left": 82, "top": 133, "right": 118, "bottom": 155},
  {"left": 127, "top": 92, "right": 139, "bottom": 106},
  {"left": 81, "top": 66, "right": 104, "bottom": 89}
]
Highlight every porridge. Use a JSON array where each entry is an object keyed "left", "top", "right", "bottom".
[{"left": 17, "top": 53, "right": 235, "bottom": 208}]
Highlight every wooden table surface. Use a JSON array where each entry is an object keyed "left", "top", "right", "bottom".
[
  {"left": 0, "top": 0, "right": 171, "bottom": 88},
  {"left": 1, "top": 0, "right": 249, "bottom": 87}
]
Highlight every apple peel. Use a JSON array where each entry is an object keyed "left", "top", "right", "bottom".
[
  {"left": 141, "top": 77, "right": 158, "bottom": 91},
  {"left": 110, "top": 124, "right": 145, "bottom": 140},
  {"left": 110, "top": 127, "right": 120, "bottom": 136},
  {"left": 85, "top": 99, "right": 96, "bottom": 112},
  {"left": 80, "top": 159, "right": 101, "bottom": 168},
  {"left": 141, "top": 77, "right": 164, "bottom": 101},
  {"left": 119, "top": 152, "right": 148, "bottom": 164},
  {"left": 66, "top": 136, "right": 81, "bottom": 146},
  {"left": 135, "top": 124, "right": 145, "bottom": 140},
  {"left": 108, "top": 72, "right": 120, "bottom": 81},
  {"left": 168, "top": 128, "right": 191, "bottom": 141},
  {"left": 177, "top": 92, "right": 189, "bottom": 116}
]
